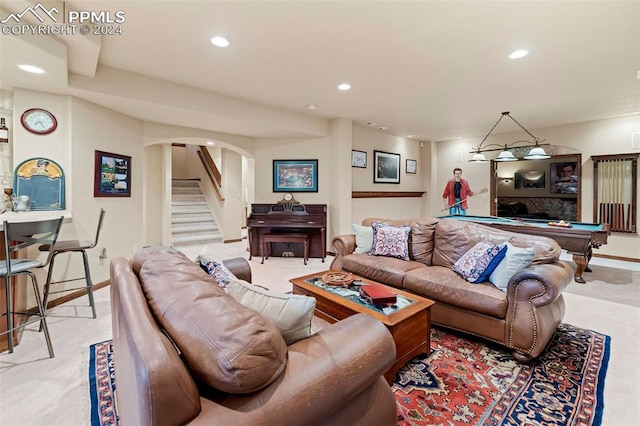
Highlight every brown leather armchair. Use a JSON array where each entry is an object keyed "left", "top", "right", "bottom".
[{"left": 110, "top": 248, "right": 398, "bottom": 426}]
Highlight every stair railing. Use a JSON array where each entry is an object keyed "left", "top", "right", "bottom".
[{"left": 197, "top": 147, "right": 225, "bottom": 202}]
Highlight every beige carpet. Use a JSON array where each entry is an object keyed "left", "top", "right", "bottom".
[
  {"left": 0, "top": 241, "right": 638, "bottom": 426},
  {"left": 563, "top": 262, "right": 640, "bottom": 307}
]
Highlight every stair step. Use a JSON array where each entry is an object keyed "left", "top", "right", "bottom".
[
  {"left": 172, "top": 205, "right": 211, "bottom": 214},
  {"left": 172, "top": 180, "right": 201, "bottom": 187},
  {"left": 171, "top": 179, "right": 222, "bottom": 247},
  {"left": 172, "top": 214, "right": 215, "bottom": 224},
  {"left": 171, "top": 222, "right": 219, "bottom": 233},
  {"left": 173, "top": 232, "right": 223, "bottom": 247}
]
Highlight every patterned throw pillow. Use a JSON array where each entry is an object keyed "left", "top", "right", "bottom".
[
  {"left": 453, "top": 241, "right": 507, "bottom": 283},
  {"left": 369, "top": 222, "right": 411, "bottom": 261},
  {"left": 198, "top": 259, "right": 237, "bottom": 288}
]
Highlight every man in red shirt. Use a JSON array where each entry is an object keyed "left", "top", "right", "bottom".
[{"left": 442, "top": 168, "right": 487, "bottom": 215}]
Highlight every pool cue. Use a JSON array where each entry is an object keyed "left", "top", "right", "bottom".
[{"left": 441, "top": 198, "right": 468, "bottom": 212}]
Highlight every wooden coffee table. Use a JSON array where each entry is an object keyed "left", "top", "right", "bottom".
[{"left": 290, "top": 271, "right": 435, "bottom": 384}]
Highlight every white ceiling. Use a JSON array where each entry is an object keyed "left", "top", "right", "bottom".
[{"left": 1, "top": 0, "right": 639, "bottom": 141}]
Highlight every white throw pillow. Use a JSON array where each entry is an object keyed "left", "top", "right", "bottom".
[
  {"left": 352, "top": 224, "right": 374, "bottom": 253},
  {"left": 489, "top": 242, "right": 535, "bottom": 291},
  {"left": 226, "top": 278, "right": 316, "bottom": 345}
]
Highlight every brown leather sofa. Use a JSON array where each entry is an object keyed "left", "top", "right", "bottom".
[
  {"left": 110, "top": 246, "right": 398, "bottom": 426},
  {"left": 331, "top": 217, "right": 574, "bottom": 361}
]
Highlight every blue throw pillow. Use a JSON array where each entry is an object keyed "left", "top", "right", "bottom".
[{"left": 453, "top": 241, "right": 507, "bottom": 283}]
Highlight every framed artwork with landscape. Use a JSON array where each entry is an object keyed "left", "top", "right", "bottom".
[
  {"left": 374, "top": 150, "right": 401, "bottom": 184},
  {"left": 94, "top": 150, "right": 131, "bottom": 197},
  {"left": 273, "top": 159, "right": 318, "bottom": 192}
]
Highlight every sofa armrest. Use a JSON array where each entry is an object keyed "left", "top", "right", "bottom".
[
  {"left": 329, "top": 234, "right": 356, "bottom": 270},
  {"left": 195, "top": 313, "right": 397, "bottom": 425},
  {"left": 222, "top": 257, "right": 252, "bottom": 283},
  {"left": 505, "top": 260, "right": 573, "bottom": 359},
  {"left": 507, "top": 261, "right": 573, "bottom": 306}
]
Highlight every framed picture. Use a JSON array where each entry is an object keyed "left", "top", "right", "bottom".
[
  {"left": 373, "top": 150, "right": 400, "bottom": 184},
  {"left": 550, "top": 162, "right": 579, "bottom": 194},
  {"left": 352, "top": 150, "right": 367, "bottom": 168},
  {"left": 406, "top": 159, "right": 417, "bottom": 174},
  {"left": 514, "top": 171, "right": 545, "bottom": 189},
  {"left": 94, "top": 150, "right": 131, "bottom": 197},
  {"left": 273, "top": 159, "right": 318, "bottom": 192}
]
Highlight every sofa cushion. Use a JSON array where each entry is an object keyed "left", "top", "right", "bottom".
[
  {"left": 432, "top": 219, "right": 560, "bottom": 268},
  {"left": 403, "top": 266, "right": 508, "bottom": 318},
  {"left": 363, "top": 217, "right": 438, "bottom": 265},
  {"left": 352, "top": 224, "right": 374, "bottom": 253},
  {"left": 226, "top": 278, "right": 316, "bottom": 345},
  {"left": 453, "top": 241, "right": 507, "bottom": 283},
  {"left": 489, "top": 242, "right": 535, "bottom": 291},
  {"left": 370, "top": 222, "right": 411, "bottom": 260},
  {"left": 341, "top": 253, "right": 426, "bottom": 288},
  {"left": 133, "top": 246, "right": 288, "bottom": 394}
]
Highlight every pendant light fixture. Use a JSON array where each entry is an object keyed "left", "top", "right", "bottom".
[{"left": 468, "top": 112, "right": 550, "bottom": 162}]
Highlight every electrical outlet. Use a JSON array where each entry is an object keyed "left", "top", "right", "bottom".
[{"left": 98, "top": 247, "right": 107, "bottom": 265}]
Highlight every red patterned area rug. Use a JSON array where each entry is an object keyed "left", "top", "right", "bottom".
[
  {"left": 394, "top": 324, "right": 609, "bottom": 426},
  {"left": 88, "top": 323, "right": 608, "bottom": 426}
]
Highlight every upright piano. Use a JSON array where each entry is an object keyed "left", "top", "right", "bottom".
[{"left": 247, "top": 203, "right": 326, "bottom": 262}]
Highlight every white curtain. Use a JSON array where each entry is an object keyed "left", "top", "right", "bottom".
[{"left": 597, "top": 158, "right": 633, "bottom": 232}]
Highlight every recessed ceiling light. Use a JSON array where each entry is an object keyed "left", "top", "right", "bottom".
[
  {"left": 378, "top": 126, "right": 388, "bottom": 130},
  {"left": 509, "top": 49, "right": 529, "bottom": 59},
  {"left": 364, "top": 121, "right": 377, "bottom": 126},
  {"left": 338, "top": 83, "right": 351, "bottom": 91},
  {"left": 407, "top": 134, "right": 415, "bottom": 138},
  {"left": 307, "top": 104, "right": 317, "bottom": 110},
  {"left": 207, "top": 141, "right": 215, "bottom": 145},
  {"left": 18, "top": 64, "right": 44, "bottom": 74},
  {"left": 210, "top": 36, "right": 229, "bottom": 47}
]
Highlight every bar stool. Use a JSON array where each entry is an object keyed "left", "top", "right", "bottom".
[
  {"left": 1, "top": 217, "right": 64, "bottom": 357},
  {"left": 39, "top": 209, "right": 105, "bottom": 320}
]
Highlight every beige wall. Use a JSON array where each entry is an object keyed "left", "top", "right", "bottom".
[
  {"left": 7, "top": 88, "right": 639, "bottom": 308},
  {"left": 434, "top": 115, "right": 640, "bottom": 259},
  {"left": 351, "top": 124, "right": 424, "bottom": 226},
  {"left": 8, "top": 90, "right": 146, "bottom": 306}
]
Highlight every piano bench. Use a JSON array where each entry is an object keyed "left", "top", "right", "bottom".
[{"left": 260, "top": 233, "right": 309, "bottom": 265}]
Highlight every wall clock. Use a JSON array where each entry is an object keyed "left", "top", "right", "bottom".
[{"left": 20, "top": 108, "right": 58, "bottom": 135}]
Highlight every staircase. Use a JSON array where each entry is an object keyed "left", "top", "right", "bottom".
[{"left": 171, "top": 179, "right": 223, "bottom": 248}]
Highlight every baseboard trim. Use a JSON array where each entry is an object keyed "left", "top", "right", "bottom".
[
  {"left": 592, "top": 253, "right": 639, "bottom": 263},
  {"left": 224, "top": 238, "right": 243, "bottom": 243},
  {"left": 44, "top": 279, "right": 110, "bottom": 310},
  {"left": 0, "top": 279, "right": 110, "bottom": 352}
]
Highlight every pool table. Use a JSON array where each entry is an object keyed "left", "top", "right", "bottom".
[{"left": 438, "top": 215, "right": 611, "bottom": 284}]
